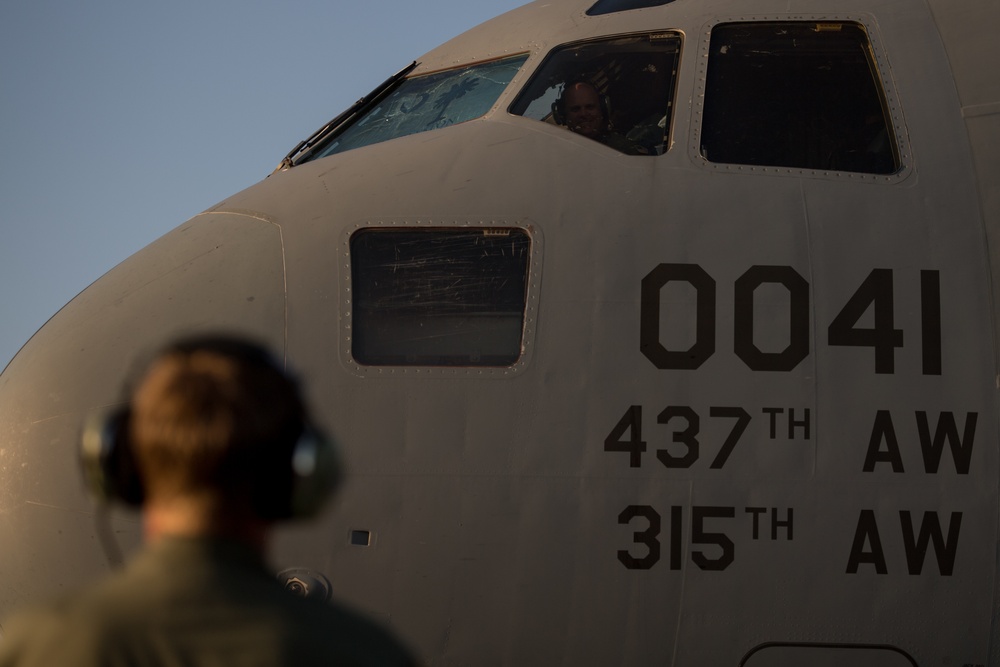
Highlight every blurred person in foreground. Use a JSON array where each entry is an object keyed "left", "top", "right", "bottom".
[{"left": 0, "top": 335, "right": 416, "bottom": 667}]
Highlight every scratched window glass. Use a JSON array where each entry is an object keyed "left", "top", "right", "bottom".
[
  {"left": 350, "top": 229, "right": 531, "bottom": 366},
  {"left": 701, "top": 22, "right": 899, "bottom": 173},
  {"left": 311, "top": 54, "right": 528, "bottom": 159}
]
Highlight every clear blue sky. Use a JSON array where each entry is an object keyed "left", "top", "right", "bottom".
[{"left": 0, "top": 0, "right": 526, "bottom": 370}]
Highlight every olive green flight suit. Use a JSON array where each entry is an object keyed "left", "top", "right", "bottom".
[{"left": 0, "top": 538, "right": 416, "bottom": 667}]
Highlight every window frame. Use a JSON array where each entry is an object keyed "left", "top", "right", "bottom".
[
  {"left": 339, "top": 219, "right": 543, "bottom": 377},
  {"left": 690, "top": 15, "right": 911, "bottom": 183},
  {"left": 298, "top": 53, "right": 530, "bottom": 164},
  {"left": 508, "top": 31, "right": 684, "bottom": 157}
]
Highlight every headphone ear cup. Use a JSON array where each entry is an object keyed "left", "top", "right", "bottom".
[
  {"left": 288, "top": 426, "right": 342, "bottom": 520},
  {"left": 551, "top": 99, "right": 565, "bottom": 125},
  {"left": 254, "top": 424, "right": 342, "bottom": 521},
  {"left": 80, "top": 407, "right": 145, "bottom": 507}
]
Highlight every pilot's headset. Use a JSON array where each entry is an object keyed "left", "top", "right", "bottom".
[
  {"left": 80, "top": 336, "right": 341, "bottom": 521},
  {"left": 551, "top": 79, "right": 612, "bottom": 126}
]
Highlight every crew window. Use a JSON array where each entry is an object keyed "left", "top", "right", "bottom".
[
  {"left": 509, "top": 33, "right": 681, "bottom": 155},
  {"left": 587, "top": 0, "right": 676, "bottom": 16},
  {"left": 701, "top": 22, "right": 899, "bottom": 174},
  {"left": 350, "top": 228, "right": 531, "bottom": 367},
  {"left": 306, "top": 54, "right": 528, "bottom": 161}
]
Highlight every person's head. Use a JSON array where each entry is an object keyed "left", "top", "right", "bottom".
[
  {"left": 82, "top": 335, "right": 339, "bottom": 544},
  {"left": 129, "top": 337, "right": 306, "bottom": 517},
  {"left": 556, "top": 81, "right": 608, "bottom": 138}
]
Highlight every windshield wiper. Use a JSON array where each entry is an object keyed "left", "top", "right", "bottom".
[{"left": 275, "top": 61, "right": 419, "bottom": 172}]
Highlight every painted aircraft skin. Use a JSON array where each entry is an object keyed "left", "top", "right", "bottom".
[{"left": 1, "top": 0, "right": 999, "bottom": 665}]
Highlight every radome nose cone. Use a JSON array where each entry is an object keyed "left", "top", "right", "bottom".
[{"left": 0, "top": 211, "right": 288, "bottom": 615}]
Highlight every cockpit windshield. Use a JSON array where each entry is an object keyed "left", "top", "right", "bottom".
[
  {"left": 301, "top": 54, "right": 528, "bottom": 163},
  {"left": 509, "top": 34, "right": 681, "bottom": 156}
]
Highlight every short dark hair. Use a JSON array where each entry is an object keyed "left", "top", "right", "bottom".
[{"left": 128, "top": 336, "right": 305, "bottom": 508}]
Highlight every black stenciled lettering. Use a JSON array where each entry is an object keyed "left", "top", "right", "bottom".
[
  {"left": 605, "top": 405, "right": 646, "bottom": 468},
  {"left": 640, "top": 263, "right": 716, "bottom": 370},
  {"left": 708, "top": 407, "right": 750, "bottom": 468},
  {"left": 917, "top": 411, "right": 977, "bottom": 474},
  {"left": 921, "top": 270, "right": 942, "bottom": 376},
  {"left": 846, "top": 509, "right": 888, "bottom": 574},
  {"left": 763, "top": 407, "right": 783, "bottom": 439},
  {"left": 691, "top": 506, "right": 735, "bottom": 571},
  {"left": 618, "top": 505, "right": 661, "bottom": 570},
  {"left": 771, "top": 507, "right": 793, "bottom": 541},
  {"left": 606, "top": 405, "right": 751, "bottom": 470},
  {"left": 828, "top": 269, "right": 903, "bottom": 374},
  {"left": 669, "top": 505, "right": 683, "bottom": 570},
  {"left": 863, "top": 410, "right": 905, "bottom": 473},
  {"left": 762, "top": 407, "right": 810, "bottom": 441},
  {"left": 657, "top": 405, "right": 699, "bottom": 468},
  {"left": 744, "top": 507, "right": 793, "bottom": 541},
  {"left": 900, "top": 511, "right": 962, "bottom": 576},
  {"left": 746, "top": 507, "right": 767, "bottom": 539},
  {"left": 639, "top": 265, "right": 943, "bottom": 375},
  {"left": 734, "top": 266, "right": 809, "bottom": 371},
  {"left": 787, "top": 409, "right": 810, "bottom": 440}
]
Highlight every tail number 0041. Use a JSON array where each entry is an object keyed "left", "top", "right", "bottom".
[{"left": 640, "top": 265, "right": 941, "bottom": 375}]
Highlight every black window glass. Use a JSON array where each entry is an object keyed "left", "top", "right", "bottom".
[
  {"left": 509, "top": 33, "right": 681, "bottom": 156},
  {"left": 702, "top": 22, "right": 898, "bottom": 174},
  {"left": 308, "top": 54, "right": 527, "bottom": 161},
  {"left": 350, "top": 229, "right": 531, "bottom": 367},
  {"left": 587, "top": 0, "right": 676, "bottom": 16}
]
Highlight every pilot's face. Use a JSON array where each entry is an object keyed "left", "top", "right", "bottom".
[{"left": 562, "top": 83, "right": 605, "bottom": 138}]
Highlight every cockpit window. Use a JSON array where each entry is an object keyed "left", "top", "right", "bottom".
[
  {"left": 304, "top": 54, "right": 528, "bottom": 162},
  {"left": 586, "top": 0, "right": 676, "bottom": 16},
  {"left": 349, "top": 228, "right": 531, "bottom": 367},
  {"left": 509, "top": 33, "right": 681, "bottom": 156},
  {"left": 701, "top": 22, "right": 899, "bottom": 174}
]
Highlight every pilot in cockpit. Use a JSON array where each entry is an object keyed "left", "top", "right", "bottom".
[{"left": 553, "top": 80, "right": 648, "bottom": 155}]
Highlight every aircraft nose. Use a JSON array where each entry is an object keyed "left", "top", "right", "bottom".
[{"left": 0, "top": 211, "right": 288, "bottom": 616}]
